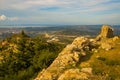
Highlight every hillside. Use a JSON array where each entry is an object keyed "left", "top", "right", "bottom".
[
  {"left": 0, "top": 25, "right": 120, "bottom": 80},
  {"left": 0, "top": 31, "right": 65, "bottom": 80},
  {"left": 35, "top": 25, "right": 120, "bottom": 80}
]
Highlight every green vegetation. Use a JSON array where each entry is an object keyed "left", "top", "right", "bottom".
[{"left": 0, "top": 31, "right": 65, "bottom": 80}]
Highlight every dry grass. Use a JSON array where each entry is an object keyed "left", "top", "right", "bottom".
[{"left": 78, "top": 38, "right": 120, "bottom": 80}]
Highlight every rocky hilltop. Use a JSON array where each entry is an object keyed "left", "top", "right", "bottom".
[
  {"left": 99, "top": 25, "right": 113, "bottom": 38},
  {"left": 96, "top": 25, "right": 114, "bottom": 41},
  {"left": 35, "top": 25, "right": 120, "bottom": 80}
]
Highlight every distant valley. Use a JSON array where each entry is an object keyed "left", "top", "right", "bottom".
[{"left": 0, "top": 25, "right": 120, "bottom": 43}]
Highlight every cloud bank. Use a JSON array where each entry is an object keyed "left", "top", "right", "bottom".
[{"left": 0, "top": 0, "right": 120, "bottom": 25}]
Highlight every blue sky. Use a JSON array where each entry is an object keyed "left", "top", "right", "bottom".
[{"left": 0, "top": 0, "right": 120, "bottom": 25}]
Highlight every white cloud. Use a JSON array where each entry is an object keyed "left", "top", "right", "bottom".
[
  {"left": 0, "top": 0, "right": 120, "bottom": 13},
  {"left": 0, "top": 0, "right": 120, "bottom": 24},
  {"left": 0, "top": 15, "right": 19, "bottom": 21},
  {"left": 10, "top": 0, "right": 71, "bottom": 10},
  {"left": 0, "top": 15, "right": 7, "bottom": 21},
  {"left": 0, "top": 0, "right": 112, "bottom": 9}
]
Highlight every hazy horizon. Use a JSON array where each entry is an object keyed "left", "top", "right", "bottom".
[{"left": 0, "top": 24, "right": 120, "bottom": 28}]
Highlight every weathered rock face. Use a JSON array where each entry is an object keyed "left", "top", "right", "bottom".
[
  {"left": 58, "top": 69, "right": 92, "bottom": 80},
  {"left": 72, "top": 37, "right": 90, "bottom": 49},
  {"left": 96, "top": 25, "right": 114, "bottom": 40},
  {"left": 34, "top": 37, "right": 94, "bottom": 80},
  {"left": 101, "top": 43, "right": 113, "bottom": 51},
  {"left": 101, "top": 25, "right": 114, "bottom": 38},
  {"left": 95, "top": 25, "right": 115, "bottom": 50}
]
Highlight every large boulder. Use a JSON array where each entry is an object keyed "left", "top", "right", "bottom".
[
  {"left": 100, "top": 25, "right": 114, "bottom": 38},
  {"left": 96, "top": 25, "right": 114, "bottom": 40}
]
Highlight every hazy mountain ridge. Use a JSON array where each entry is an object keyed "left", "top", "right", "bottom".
[{"left": 0, "top": 25, "right": 120, "bottom": 38}]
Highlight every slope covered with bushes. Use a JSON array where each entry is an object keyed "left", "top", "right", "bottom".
[{"left": 0, "top": 31, "right": 65, "bottom": 80}]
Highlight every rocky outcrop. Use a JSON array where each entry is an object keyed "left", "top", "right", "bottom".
[
  {"left": 101, "top": 42, "right": 113, "bottom": 51},
  {"left": 34, "top": 37, "right": 95, "bottom": 80},
  {"left": 100, "top": 25, "right": 114, "bottom": 38},
  {"left": 96, "top": 25, "right": 114, "bottom": 40},
  {"left": 95, "top": 25, "right": 116, "bottom": 50},
  {"left": 113, "top": 36, "right": 119, "bottom": 41},
  {"left": 58, "top": 68, "right": 92, "bottom": 80},
  {"left": 34, "top": 25, "right": 119, "bottom": 80}
]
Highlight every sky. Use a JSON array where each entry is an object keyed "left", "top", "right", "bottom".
[{"left": 0, "top": 0, "right": 120, "bottom": 25}]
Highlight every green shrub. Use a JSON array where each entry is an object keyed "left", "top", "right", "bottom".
[
  {"left": 105, "top": 59, "right": 120, "bottom": 66},
  {"left": 97, "top": 57, "right": 106, "bottom": 61},
  {"left": 0, "top": 31, "right": 65, "bottom": 80}
]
